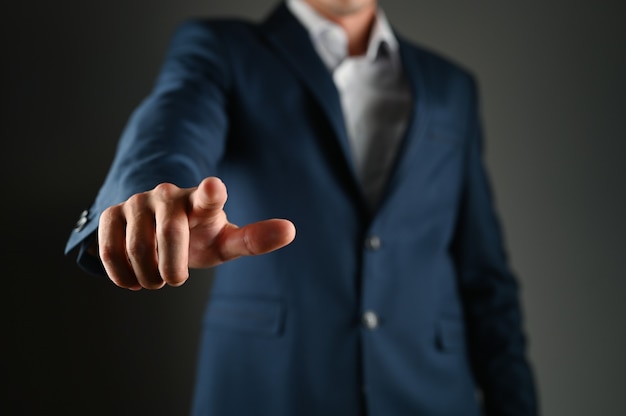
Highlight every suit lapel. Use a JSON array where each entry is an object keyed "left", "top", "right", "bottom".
[
  {"left": 259, "top": 4, "right": 360, "bottom": 183},
  {"left": 378, "top": 37, "right": 432, "bottom": 205},
  {"left": 259, "top": 5, "right": 434, "bottom": 213}
]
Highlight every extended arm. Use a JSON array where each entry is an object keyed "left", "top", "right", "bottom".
[{"left": 67, "top": 21, "right": 295, "bottom": 287}]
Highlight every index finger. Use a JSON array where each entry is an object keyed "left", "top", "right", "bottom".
[{"left": 188, "top": 177, "right": 228, "bottom": 228}]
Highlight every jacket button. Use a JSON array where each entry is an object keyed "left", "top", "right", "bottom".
[
  {"left": 73, "top": 210, "right": 89, "bottom": 232},
  {"left": 365, "top": 236, "right": 381, "bottom": 251},
  {"left": 362, "top": 311, "right": 379, "bottom": 330}
]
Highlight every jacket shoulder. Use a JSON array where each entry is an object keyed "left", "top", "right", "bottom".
[
  {"left": 169, "top": 17, "right": 262, "bottom": 47},
  {"left": 399, "top": 35, "right": 478, "bottom": 93}
]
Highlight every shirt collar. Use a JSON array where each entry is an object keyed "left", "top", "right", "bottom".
[{"left": 287, "top": 0, "right": 399, "bottom": 71}]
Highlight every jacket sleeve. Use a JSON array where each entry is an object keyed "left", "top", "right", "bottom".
[
  {"left": 65, "top": 19, "right": 232, "bottom": 275},
  {"left": 452, "top": 79, "right": 539, "bottom": 415}
]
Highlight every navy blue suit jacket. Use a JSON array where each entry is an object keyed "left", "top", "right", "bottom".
[{"left": 66, "top": 3, "right": 538, "bottom": 415}]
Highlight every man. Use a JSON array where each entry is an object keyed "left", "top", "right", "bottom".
[{"left": 66, "top": 0, "right": 538, "bottom": 414}]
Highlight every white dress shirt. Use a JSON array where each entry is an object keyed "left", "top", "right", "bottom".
[{"left": 287, "top": 0, "right": 412, "bottom": 208}]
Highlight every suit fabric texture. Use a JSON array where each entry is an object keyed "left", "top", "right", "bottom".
[{"left": 66, "top": 4, "right": 538, "bottom": 415}]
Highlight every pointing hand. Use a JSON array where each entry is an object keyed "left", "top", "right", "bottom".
[{"left": 97, "top": 177, "right": 296, "bottom": 290}]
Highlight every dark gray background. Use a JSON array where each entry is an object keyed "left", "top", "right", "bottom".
[{"left": 3, "top": 0, "right": 625, "bottom": 415}]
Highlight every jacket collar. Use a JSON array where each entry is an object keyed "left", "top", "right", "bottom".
[{"left": 285, "top": 0, "right": 399, "bottom": 71}]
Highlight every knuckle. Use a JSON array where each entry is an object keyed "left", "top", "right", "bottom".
[
  {"left": 126, "top": 239, "right": 153, "bottom": 261},
  {"left": 99, "top": 205, "right": 120, "bottom": 226},
  {"left": 98, "top": 243, "right": 118, "bottom": 264},
  {"left": 242, "top": 227, "right": 261, "bottom": 256},
  {"left": 153, "top": 182, "right": 179, "bottom": 200},
  {"left": 126, "top": 192, "right": 148, "bottom": 210},
  {"left": 158, "top": 218, "right": 187, "bottom": 240}
]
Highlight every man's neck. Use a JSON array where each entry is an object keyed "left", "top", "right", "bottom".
[{"left": 304, "top": 1, "right": 377, "bottom": 56}]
